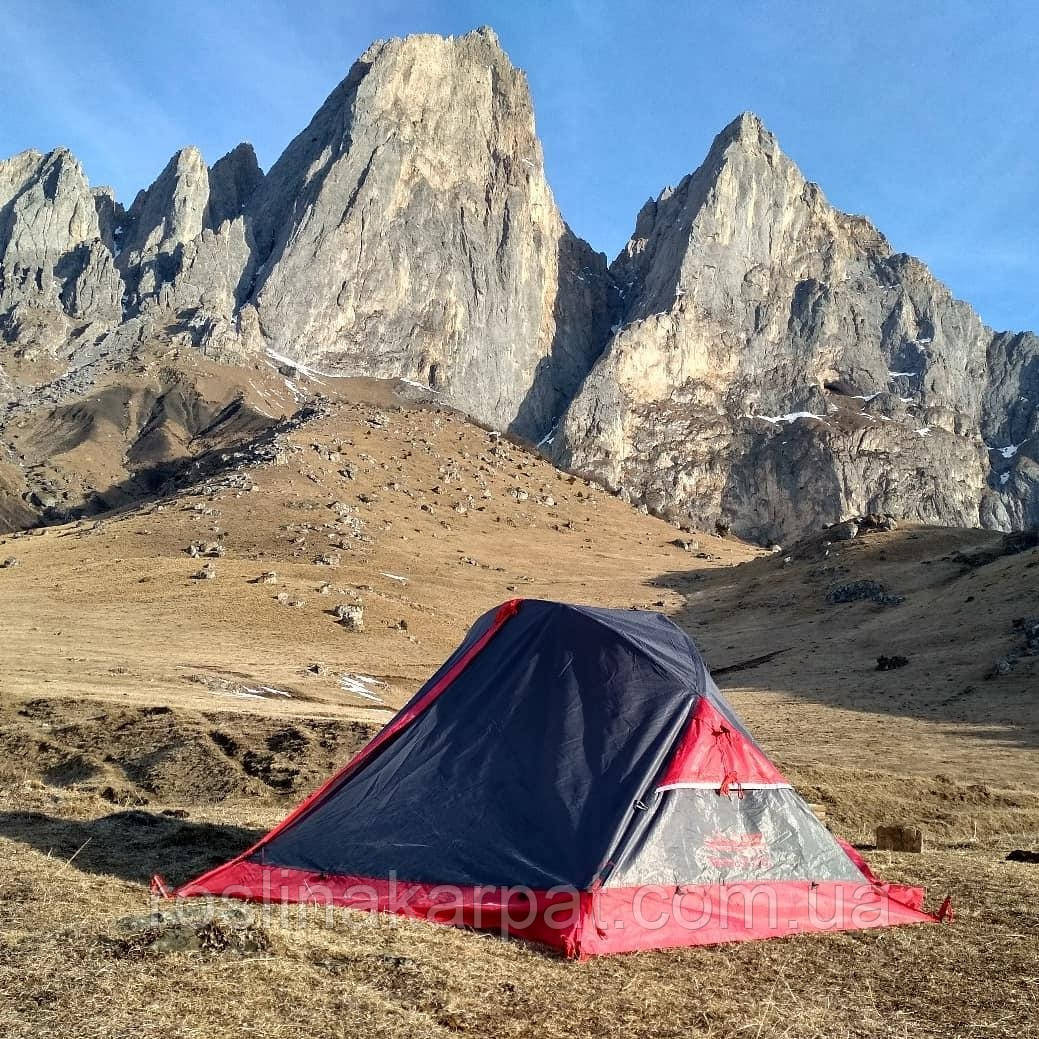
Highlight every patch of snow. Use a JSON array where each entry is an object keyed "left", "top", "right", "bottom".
[
  {"left": 850, "top": 393, "right": 881, "bottom": 402},
  {"left": 889, "top": 371, "right": 916, "bottom": 378},
  {"left": 746, "top": 411, "right": 825, "bottom": 425},
  {"left": 999, "top": 472, "right": 1010, "bottom": 486},
  {"left": 254, "top": 685, "right": 292, "bottom": 698},
  {"left": 398, "top": 377, "right": 437, "bottom": 394},
  {"left": 266, "top": 347, "right": 304, "bottom": 369},
  {"left": 214, "top": 684, "right": 293, "bottom": 701},
  {"left": 917, "top": 337, "right": 933, "bottom": 344},
  {"left": 339, "top": 673, "right": 387, "bottom": 703},
  {"left": 987, "top": 441, "right": 1024, "bottom": 459},
  {"left": 379, "top": 571, "right": 408, "bottom": 583},
  {"left": 266, "top": 348, "right": 331, "bottom": 383},
  {"left": 915, "top": 427, "right": 931, "bottom": 437},
  {"left": 537, "top": 421, "right": 560, "bottom": 449},
  {"left": 246, "top": 381, "right": 279, "bottom": 417},
  {"left": 264, "top": 362, "right": 301, "bottom": 398}
]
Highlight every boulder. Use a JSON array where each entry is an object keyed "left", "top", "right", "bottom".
[
  {"left": 336, "top": 603, "right": 364, "bottom": 631},
  {"left": 875, "top": 825, "right": 923, "bottom": 853}
]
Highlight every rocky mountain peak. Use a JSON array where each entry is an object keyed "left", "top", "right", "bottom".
[
  {"left": 1, "top": 148, "right": 97, "bottom": 262},
  {"left": 114, "top": 141, "right": 266, "bottom": 323},
  {"left": 121, "top": 146, "right": 209, "bottom": 260},
  {"left": 715, "top": 110, "right": 775, "bottom": 150},
  {"left": 206, "top": 142, "right": 263, "bottom": 230},
  {"left": 611, "top": 110, "right": 819, "bottom": 327},
  {"left": 559, "top": 112, "right": 1037, "bottom": 541},
  {"left": 244, "top": 26, "right": 613, "bottom": 437}
]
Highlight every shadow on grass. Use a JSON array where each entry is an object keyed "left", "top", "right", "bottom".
[
  {"left": 0, "top": 809, "right": 263, "bottom": 886},
  {"left": 651, "top": 526, "right": 1039, "bottom": 751}
]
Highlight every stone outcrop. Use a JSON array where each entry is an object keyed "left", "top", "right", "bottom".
[
  {"left": 119, "top": 146, "right": 211, "bottom": 279},
  {"left": 118, "top": 143, "right": 263, "bottom": 309},
  {"left": 556, "top": 114, "right": 1038, "bottom": 542},
  {"left": 107, "top": 142, "right": 265, "bottom": 362},
  {"left": 206, "top": 143, "right": 264, "bottom": 231},
  {"left": 981, "top": 331, "right": 1039, "bottom": 530}
]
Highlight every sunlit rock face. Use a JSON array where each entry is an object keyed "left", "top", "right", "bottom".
[
  {"left": 0, "top": 147, "right": 124, "bottom": 367},
  {"left": 244, "top": 28, "right": 615, "bottom": 439},
  {"left": 556, "top": 114, "right": 1038, "bottom": 543}
]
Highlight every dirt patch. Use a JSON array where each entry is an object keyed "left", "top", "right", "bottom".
[{"left": 0, "top": 698, "right": 373, "bottom": 807}]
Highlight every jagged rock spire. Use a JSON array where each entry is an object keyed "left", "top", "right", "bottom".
[{"left": 0, "top": 147, "right": 122, "bottom": 358}]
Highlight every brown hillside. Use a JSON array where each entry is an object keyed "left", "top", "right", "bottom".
[{"left": 1, "top": 377, "right": 1036, "bottom": 1038}]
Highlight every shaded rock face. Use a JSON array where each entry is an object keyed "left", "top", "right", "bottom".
[
  {"left": 556, "top": 114, "right": 1038, "bottom": 542},
  {"left": 246, "top": 28, "right": 614, "bottom": 438},
  {"left": 207, "top": 143, "right": 264, "bottom": 230}
]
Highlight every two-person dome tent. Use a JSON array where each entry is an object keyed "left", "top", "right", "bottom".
[{"left": 168, "top": 599, "right": 942, "bottom": 957}]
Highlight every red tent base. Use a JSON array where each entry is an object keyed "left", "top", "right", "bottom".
[{"left": 174, "top": 860, "right": 938, "bottom": 959}]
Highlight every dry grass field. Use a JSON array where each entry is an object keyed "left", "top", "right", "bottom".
[{"left": 1, "top": 378, "right": 1036, "bottom": 1037}]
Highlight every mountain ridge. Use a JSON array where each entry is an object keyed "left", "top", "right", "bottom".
[{"left": 0, "top": 27, "right": 1035, "bottom": 541}]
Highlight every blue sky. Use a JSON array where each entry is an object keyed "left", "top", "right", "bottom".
[{"left": 2, "top": 0, "right": 1036, "bottom": 331}]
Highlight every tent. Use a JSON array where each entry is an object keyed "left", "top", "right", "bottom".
[{"left": 172, "top": 599, "right": 939, "bottom": 957}]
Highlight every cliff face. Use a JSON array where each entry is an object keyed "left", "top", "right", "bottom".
[
  {"left": 982, "top": 331, "right": 1039, "bottom": 530},
  {"left": 0, "top": 148, "right": 123, "bottom": 367},
  {"left": 244, "top": 28, "right": 613, "bottom": 437},
  {"left": 555, "top": 114, "right": 1037, "bottom": 542},
  {"left": 0, "top": 35, "right": 1034, "bottom": 541}
]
